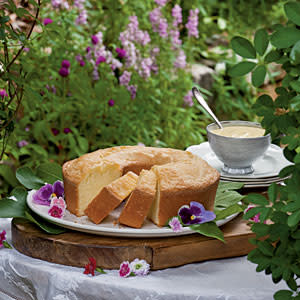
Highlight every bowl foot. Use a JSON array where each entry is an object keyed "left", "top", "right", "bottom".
[{"left": 222, "top": 165, "right": 254, "bottom": 175}]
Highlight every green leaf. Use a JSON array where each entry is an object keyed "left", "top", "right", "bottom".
[
  {"left": 228, "top": 61, "right": 256, "bottom": 77},
  {"left": 0, "top": 16, "right": 10, "bottom": 24},
  {"left": 95, "top": 267, "right": 107, "bottom": 274},
  {"left": 0, "top": 164, "right": 19, "bottom": 187},
  {"left": 254, "top": 29, "right": 269, "bottom": 56},
  {"left": 279, "top": 165, "right": 294, "bottom": 178},
  {"left": 274, "top": 290, "right": 293, "bottom": 300},
  {"left": 284, "top": 2, "right": 300, "bottom": 26},
  {"left": 287, "top": 209, "right": 300, "bottom": 227},
  {"left": 190, "top": 222, "right": 225, "bottom": 242},
  {"left": 0, "top": 187, "right": 27, "bottom": 218},
  {"left": 215, "top": 204, "right": 243, "bottom": 221},
  {"left": 36, "top": 163, "right": 63, "bottom": 184},
  {"left": 290, "top": 80, "right": 300, "bottom": 92},
  {"left": 264, "top": 50, "right": 282, "bottom": 63},
  {"left": 2, "top": 240, "right": 12, "bottom": 249},
  {"left": 231, "top": 36, "right": 256, "bottom": 59},
  {"left": 16, "top": 167, "right": 44, "bottom": 189},
  {"left": 268, "top": 183, "right": 278, "bottom": 203},
  {"left": 243, "top": 206, "right": 262, "bottom": 220},
  {"left": 291, "top": 94, "right": 300, "bottom": 111},
  {"left": 251, "top": 65, "right": 266, "bottom": 87},
  {"left": 25, "top": 211, "right": 67, "bottom": 234},
  {"left": 246, "top": 193, "right": 269, "bottom": 206},
  {"left": 290, "top": 40, "right": 300, "bottom": 64},
  {"left": 217, "top": 182, "right": 244, "bottom": 192},
  {"left": 270, "top": 27, "right": 300, "bottom": 49},
  {"left": 251, "top": 223, "right": 269, "bottom": 238},
  {"left": 258, "top": 241, "right": 274, "bottom": 256}
]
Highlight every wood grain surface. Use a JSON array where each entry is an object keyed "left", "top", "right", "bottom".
[{"left": 11, "top": 215, "right": 256, "bottom": 270}]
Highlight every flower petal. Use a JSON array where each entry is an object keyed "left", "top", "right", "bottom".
[
  {"left": 53, "top": 181, "right": 64, "bottom": 197},
  {"left": 39, "top": 184, "right": 54, "bottom": 200},
  {"left": 178, "top": 206, "right": 192, "bottom": 225},
  {"left": 189, "top": 202, "right": 205, "bottom": 216}
]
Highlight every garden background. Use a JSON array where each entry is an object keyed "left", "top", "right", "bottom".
[{"left": 3, "top": 1, "right": 300, "bottom": 299}]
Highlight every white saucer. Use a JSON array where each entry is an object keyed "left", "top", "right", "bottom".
[{"left": 186, "top": 142, "right": 292, "bottom": 180}]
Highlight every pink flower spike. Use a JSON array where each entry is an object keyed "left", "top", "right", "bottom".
[
  {"left": 0, "top": 230, "right": 6, "bottom": 248},
  {"left": 43, "top": 18, "right": 53, "bottom": 26},
  {"left": 169, "top": 217, "right": 183, "bottom": 232},
  {"left": 48, "top": 204, "right": 64, "bottom": 218},
  {"left": 119, "top": 261, "right": 132, "bottom": 277}
]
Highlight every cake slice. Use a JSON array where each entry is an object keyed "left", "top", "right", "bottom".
[
  {"left": 148, "top": 158, "right": 220, "bottom": 226},
  {"left": 84, "top": 171, "right": 139, "bottom": 224},
  {"left": 118, "top": 169, "right": 157, "bottom": 228}
]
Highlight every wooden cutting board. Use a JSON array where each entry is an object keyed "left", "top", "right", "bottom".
[{"left": 11, "top": 215, "right": 255, "bottom": 270}]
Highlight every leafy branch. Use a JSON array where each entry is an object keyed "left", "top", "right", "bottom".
[{"left": 0, "top": 0, "right": 41, "bottom": 161}]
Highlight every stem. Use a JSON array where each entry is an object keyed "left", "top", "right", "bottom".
[{"left": 6, "top": 0, "right": 41, "bottom": 70}]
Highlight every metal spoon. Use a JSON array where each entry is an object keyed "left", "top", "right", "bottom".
[{"left": 192, "top": 86, "right": 223, "bottom": 129}]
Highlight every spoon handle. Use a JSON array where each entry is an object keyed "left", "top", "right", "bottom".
[{"left": 192, "top": 87, "right": 223, "bottom": 129}]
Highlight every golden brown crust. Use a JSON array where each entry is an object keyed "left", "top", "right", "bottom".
[
  {"left": 118, "top": 170, "right": 156, "bottom": 228},
  {"left": 151, "top": 158, "right": 220, "bottom": 226}
]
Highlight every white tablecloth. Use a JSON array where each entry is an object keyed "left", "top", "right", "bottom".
[{"left": 0, "top": 218, "right": 286, "bottom": 300}]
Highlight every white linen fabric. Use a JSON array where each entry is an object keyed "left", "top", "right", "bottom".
[{"left": 0, "top": 218, "right": 286, "bottom": 300}]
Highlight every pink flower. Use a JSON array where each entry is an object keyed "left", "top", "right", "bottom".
[
  {"left": 130, "top": 259, "right": 150, "bottom": 276},
  {"left": 108, "top": 99, "right": 115, "bottom": 107},
  {"left": 244, "top": 205, "right": 266, "bottom": 223},
  {"left": 43, "top": 18, "right": 53, "bottom": 26},
  {"left": 127, "top": 85, "right": 137, "bottom": 99},
  {"left": 91, "top": 35, "right": 99, "bottom": 45},
  {"left": 96, "top": 56, "right": 106, "bottom": 65},
  {"left": 59, "top": 67, "right": 69, "bottom": 77},
  {"left": 169, "top": 217, "right": 184, "bottom": 232},
  {"left": 48, "top": 205, "right": 64, "bottom": 218},
  {"left": 61, "top": 60, "right": 70, "bottom": 68},
  {"left": 63, "top": 127, "right": 72, "bottom": 134},
  {"left": 84, "top": 257, "right": 97, "bottom": 276},
  {"left": 0, "top": 89, "right": 8, "bottom": 99},
  {"left": 23, "top": 47, "right": 30, "bottom": 52},
  {"left": 50, "top": 196, "right": 66, "bottom": 210},
  {"left": 185, "top": 8, "right": 199, "bottom": 38},
  {"left": 51, "top": 128, "right": 59, "bottom": 136},
  {"left": 172, "top": 4, "right": 182, "bottom": 27},
  {"left": 119, "top": 261, "right": 132, "bottom": 277},
  {"left": 17, "top": 140, "right": 29, "bottom": 148},
  {"left": 174, "top": 50, "right": 186, "bottom": 69},
  {"left": 0, "top": 230, "right": 6, "bottom": 248},
  {"left": 155, "top": 0, "right": 168, "bottom": 6},
  {"left": 116, "top": 48, "right": 126, "bottom": 59},
  {"left": 183, "top": 90, "right": 194, "bottom": 107},
  {"left": 119, "top": 71, "right": 131, "bottom": 87}
]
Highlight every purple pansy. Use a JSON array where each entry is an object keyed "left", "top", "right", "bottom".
[
  {"left": 178, "top": 202, "right": 216, "bottom": 225},
  {"left": 33, "top": 181, "right": 64, "bottom": 206},
  {"left": 43, "top": 18, "right": 53, "bottom": 26}
]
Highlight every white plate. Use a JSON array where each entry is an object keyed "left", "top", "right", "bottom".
[
  {"left": 186, "top": 142, "right": 292, "bottom": 180},
  {"left": 27, "top": 190, "right": 239, "bottom": 238}
]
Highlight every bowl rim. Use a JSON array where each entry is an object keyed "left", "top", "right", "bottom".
[{"left": 206, "top": 120, "right": 271, "bottom": 140}]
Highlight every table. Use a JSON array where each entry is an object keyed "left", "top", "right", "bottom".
[{"left": 0, "top": 218, "right": 286, "bottom": 300}]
